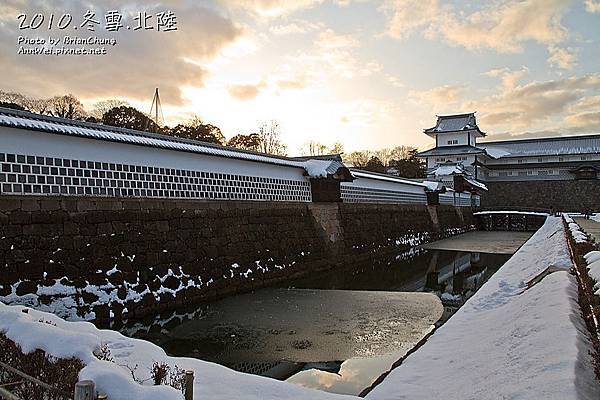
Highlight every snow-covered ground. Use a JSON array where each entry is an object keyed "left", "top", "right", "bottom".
[
  {"left": 0, "top": 302, "right": 353, "bottom": 400},
  {"left": 367, "top": 216, "right": 600, "bottom": 400}
]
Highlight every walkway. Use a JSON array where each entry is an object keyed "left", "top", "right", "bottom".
[
  {"left": 575, "top": 218, "right": 600, "bottom": 243},
  {"left": 420, "top": 231, "right": 533, "bottom": 254},
  {"left": 367, "top": 217, "right": 600, "bottom": 400}
]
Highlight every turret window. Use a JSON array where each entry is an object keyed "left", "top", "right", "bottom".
[{"left": 447, "top": 139, "right": 459, "bottom": 145}]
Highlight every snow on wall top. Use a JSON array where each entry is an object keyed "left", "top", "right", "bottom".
[
  {"left": 303, "top": 159, "right": 348, "bottom": 179},
  {"left": 464, "top": 178, "right": 488, "bottom": 191},
  {"left": 349, "top": 169, "right": 428, "bottom": 188},
  {"left": 367, "top": 217, "right": 600, "bottom": 400}
]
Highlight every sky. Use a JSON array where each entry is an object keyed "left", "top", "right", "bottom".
[{"left": 0, "top": 0, "right": 599, "bottom": 153}]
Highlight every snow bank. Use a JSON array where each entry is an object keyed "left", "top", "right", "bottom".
[
  {"left": 584, "top": 251, "right": 600, "bottom": 265},
  {"left": 584, "top": 251, "right": 600, "bottom": 296},
  {"left": 367, "top": 217, "right": 600, "bottom": 400},
  {"left": 473, "top": 210, "right": 550, "bottom": 216},
  {"left": 0, "top": 303, "right": 352, "bottom": 400},
  {"left": 567, "top": 219, "right": 589, "bottom": 244}
]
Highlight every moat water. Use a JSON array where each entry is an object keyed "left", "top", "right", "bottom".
[{"left": 112, "top": 248, "right": 511, "bottom": 395}]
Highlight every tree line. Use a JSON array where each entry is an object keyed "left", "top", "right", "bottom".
[
  {"left": 0, "top": 90, "right": 424, "bottom": 178},
  {"left": 0, "top": 90, "right": 287, "bottom": 156}
]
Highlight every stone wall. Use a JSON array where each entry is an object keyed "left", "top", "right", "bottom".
[
  {"left": 482, "top": 180, "right": 600, "bottom": 211},
  {"left": 0, "top": 197, "right": 473, "bottom": 322}
]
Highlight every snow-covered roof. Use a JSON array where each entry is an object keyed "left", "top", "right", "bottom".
[
  {"left": 430, "top": 162, "right": 469, "bottom": 177},
  {"left": 464, "top": 177, "right": 488, "bottom": 191},
  {"left": 480, "top": 134, "right": 600, "bottom": 158},
  {"left": 424, "top": 113, "right": 485, "bottom": 136},
  {"left": 304, "top": 159, "right": 352, "bottom": 180},
  {"left": 422, "top": 180, "right": 445, "bottom": 191},
  {"left": 417, "top": 145, "right": 486, "bottom": 157},
  {"left": 0, "top": 107, "right": 346, "bottom": 179},
  {"left": 349, "top": 168, "right": 428, "bottom": 188},
  {"left": 482, "top": 146, "right": 512, "bottom": 159}
]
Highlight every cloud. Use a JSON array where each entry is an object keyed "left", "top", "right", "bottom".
[
  {"left": 269, "top": 20, "right": 324, "bottom": 35},
  {"left": 584, "top": 0, "right": 600, "bottom": 13},
  {"left": 380, "top": 0, "right": 439, "bottom": 39},
  {"left": 409, "top": 85, "right": 465, "bottom": 109},
  {"left": 548, "top": 46, "right": 577, "bottom": 69},
  {"left": 482, "top": 67, "right": 529, "bottom": 90},
  {"left": 0, "top": 1, "right": 241, "bottom": 105},
  {"left": 435, "top": 0, "right": 570, "bottom": 53},
  {"left": 382, "top": 0, "right": 573, "bottom": 69},
  {"left": 568, "top": 95, "right": 600, "bottom": 113},
  {"left": 472, "top": 69, "right": 600, "bottom": 129},
  {"left": 276, "top": 75, "right": 308, "bottom": 89},
  {"left": 564, "top": 111, "right": 600, "bottom": 131},
  {"left": 280, "top": 27, "right": 380, "bottom": 81},
  {"left": 224, "top": 0, "right": 323, "bottom": 17},
  {"left": 227, "top": 80, "right": 266, "bottom": 100},
  {"left": 318, "top": 28, "right": 359, "bottom": 49}
]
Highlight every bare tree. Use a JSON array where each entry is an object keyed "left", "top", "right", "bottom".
[
  {"left": 300, "top": 140, "right": 328, "bottom": 156},
  {"left": 48, "top": 94, "right": 86, "bottom": 119},
  {"left": 345, "top": 150, "right": 372, "bottom": 168},
  {"left": 390, "top": 145, "right": 413, "bottom": 161},
  {"left": 0, "top": 90, "right": 54, "bottom": 114},
  {"left": 91, "top": 99, "right": 129, "bottom": 119},
  {"left": 374, "top": 148, "right": 393, "bottom": 167},
  {"left": 257, "top": 120, "right": 287, "bottom": 156},
  {"left": 329, "top": 141, "right": 345, "bottom": 155},
  {"left": 0, "top": 90, "right": 28, "bottom": 105}
]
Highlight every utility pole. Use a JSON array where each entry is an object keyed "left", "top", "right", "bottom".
[{"left": 145, "top": 87, "right": 164, "bottom": 132}]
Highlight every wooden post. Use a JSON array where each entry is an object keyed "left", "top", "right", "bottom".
[
  {"left": 184, "top": 370, "right": 194, "bottom": 400},
  {"left": 74, "top": 380, "right": 95, "bottom": 400}
]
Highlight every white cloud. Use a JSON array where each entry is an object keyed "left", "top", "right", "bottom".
[
  {"left": 471, "top": 70, "right": 600, "bottom": 129},
  {"left": 382, "top": 0, "right": 573, "bottom": 70},
  {"left": 318, "top": 29, "right": 359, "bottom": 49},
  {"left": 409, "top": 85, "right": 465, "bottom": 109},
  {"left": 584, "top": 0, "right": 600, "bottom": 13},
  {"left": 223, "top": 0, "right": 324, "bottom": 17},
  {"left": 380, "top": 0, "right": 439, "bottom": 39},
  {"left": 548, "top": 46, "right": 578, "bottom": 70},
  {"left": 227, "top": 80, "right": 267, "bottom": 100},
  {"left": 269, "top": 20, "right": 324, "bottom": 35}
]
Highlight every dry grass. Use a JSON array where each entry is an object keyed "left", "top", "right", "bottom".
[{"left": 0, "top": 333, "right": 84, "bottom": 400}]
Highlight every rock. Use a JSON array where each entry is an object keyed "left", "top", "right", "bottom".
[{"left": 15, "top": 280, "right": 38, "bottom": 296}]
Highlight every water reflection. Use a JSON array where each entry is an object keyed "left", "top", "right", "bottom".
[{"left": 111, "top": 249, "right": 510, "bottom": 396}]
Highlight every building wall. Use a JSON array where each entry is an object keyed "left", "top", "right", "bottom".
[
  {"left": 481, "top": 166, "right": 575, "bottom": 181},
  {"left": 482, "top": 180, "right": 600, "bottom": 210},
  {"left": 437, "top": 132, "right": 470, "bottom": 147},
  {"left": 341, "top": 174, "right": 428, "bottom": 204},
  {"left": 0, "top": 127, "right": 312, "bottom": 202},
  {"left": 0, "top": 197, "right": 473, "bottom": 322}
]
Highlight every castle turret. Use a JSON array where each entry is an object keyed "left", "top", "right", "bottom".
[{"left": 418, "top": 112, "right": 486, "bottom": 180}]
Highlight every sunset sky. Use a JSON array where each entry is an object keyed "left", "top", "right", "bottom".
[{"left": 1, "top": 0, "right": 599, "bottom": 153}]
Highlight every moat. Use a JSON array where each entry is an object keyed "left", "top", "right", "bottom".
[{"left": 109, "top": 243, "right": 512, "bottom": 396}]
